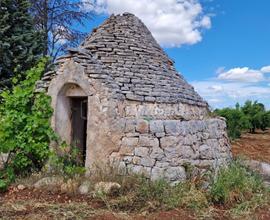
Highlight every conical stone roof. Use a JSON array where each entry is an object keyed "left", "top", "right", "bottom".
[{"left": 40, "top": 13, "right": 207, "bottom": 107}]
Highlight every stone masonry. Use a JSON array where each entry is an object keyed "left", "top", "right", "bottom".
[
  {"left": 110, "top": 118, "right": 231, "bottom": 184},
  {"left": 37, "top": 13, "right": 232, "bottom": 183}
]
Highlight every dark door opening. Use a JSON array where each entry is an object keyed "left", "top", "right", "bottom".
[{"left": 70, "top": 97, "right": 88, "bottom": 165}]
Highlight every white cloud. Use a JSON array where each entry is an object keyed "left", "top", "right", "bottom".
[
  {"left": 191, "top": 64, "right": 270, "bottom": 109},
  {"left": 207, "top": 85, "right": 223, "bottom": 92},
  {"left": 192, "top": 80, "right": 270, "bottom": 109},
  {"left": 217, "top": 67, "right": 264, "bottom": 83},
  {"left": 261, "top": 65, "right": 270, "bottom": 73},
  {"left": 85, "top": 0, "right": 211, "bottom": 47}
]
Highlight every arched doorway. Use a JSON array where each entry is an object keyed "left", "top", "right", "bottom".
[{"left": 55, "top": 83, "right": 88, "bottom": 165}]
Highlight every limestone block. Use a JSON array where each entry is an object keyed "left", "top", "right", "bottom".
[
  {"left": 34, "top": 176, "right": 64, "bottom": 189},
  {"left": 164, "top": 120, "right": 178, "bottom": 134},
  {"left": 164, "top": 146, "right": 180, "bottom": 158},
  {"left": 168, "top": 157, "right": 183, "bottom": 166},
  {"left": 207, "top": 120, "right": 220, "bottom": 139},
  {"left": 165, "top": 167, "right": 186, "bottom": 181},
  {"left": 136, "top": 119, "right": 149, "bottom": 133},
  {"left": 78, "top": 181, "right": 92, "bottom": 195},
  {"left": 150, "top": 147, "right": 164, "bottom": 160},
  {"left": 149, "top": 120, "right": 164, "bottom": 133},
  {"left": 155, "top": 161, "right": 170, "bottom": 168},
  {"left": 119, "top": 146, "right": 135, "bottom": 156},
  {"left": 134, "top": 147, "right": 149, "bottom": 157},
  {"left": 139, "top": 136, "right": 159, "bottom": 148},
  {"left": 17, "top": 184, "right": 26, "bottom": 190},
  {"left": 122, "top": 137, "right": 138, "bottom": 147},
  {"left": 94, "top": 182, "right": 121, "bottom": 195},
  {"left": 177, "top": 122, "right": 189, "bottom": 136},
  {"left": 182, "top": 134, "right": 194, "bottom": 146},
  {"left": 126, "top": 132, "right": 140, "bottom": 137},
  {"left": 127, "top": 165, "right": 151, "bottom": 177},
  {"left": 133, "top": 156, "right": 155, "bottom": 167},
  {"left": 199, "top": 144, "right": 214, "bottom": 159},
  {"left": 140, "top": 156, "right": 156, "bottom": 167},
  {"left": 155, "top": 132, "right": 165, "bottom": 138},
  {"left": 179, "top": 145, "right": 196, "bottom": 159},
  {"left": 160, "top": 136, "right": 178, "bottom": 149},
  {"left": 151, "top": 167, "right": 165, "bottom": 181},
  {"left": 126, "top": 104, "right": 137, "bottom": 116},
  {"left": 125, "top": 120, "right": 136, "bottom": 133}
]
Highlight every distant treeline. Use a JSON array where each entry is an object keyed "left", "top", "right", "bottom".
[{"left": 214, "top": 101, "right": 270, "bottom": 140}]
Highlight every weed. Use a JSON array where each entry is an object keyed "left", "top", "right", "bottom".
[{"left": 210, "top": 160, "right": 265, "bottom": 205}]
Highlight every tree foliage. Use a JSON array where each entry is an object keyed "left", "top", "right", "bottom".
[
  {"left": 0, "top": 59, "right": 54, "bottom": 185},
  {"left": 241, "top": 101, "right": 270, "bottom": 133},
  {"left": 29, "top": 0, "right": 93, "bottom": 60},
  {"left": 214, "top": 107, "right": 249, "bottom": 140},
  {"left": 215, "top": 101, "right": 270, "bottom": 139},
  {"left": 0, "top": 0, "right": 44, "bottom": 88}
]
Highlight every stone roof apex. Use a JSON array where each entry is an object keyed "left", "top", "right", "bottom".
[{"left": 40, "top": 13, "right": 208, "bottom": 107}]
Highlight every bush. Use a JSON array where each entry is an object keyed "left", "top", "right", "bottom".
[
  {"left": 0, "top": 59, "right": 54, "bottom": 187},
  {"left": 210, "top": 160, "right": 264, "bottom": 205},
  {"left": 214, "top": 107, "right": 249, "bottom": 139},
  {"left": 0, "top": 167, "right": 15, "bottom": 191},
  {"left": 48, "top": 145, "right": 86, "bottom": 179}
]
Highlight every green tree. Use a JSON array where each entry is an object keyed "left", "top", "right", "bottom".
[
  {"left": 0, "top": 0, "right": 44, "bottom": 89},
  {"left": 214, "top": 105, "right": 249, "bottom": 140},
  {"left": 260, "top": 111, "right": 270, "bottom": 131},
  {"left": 0, "top": 59, "right": 54, "bottom": 176},
  {"left": 241, "top": 100, "right": 268, "bottom": 133},
  {"left": 215, "top": 101, "right": 270, "bottom": 139}
]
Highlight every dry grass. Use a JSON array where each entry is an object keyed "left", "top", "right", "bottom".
[
  {"left": 3, "top": 161, "right": 270, "bottom": 220},
  {"left": 0, "top": 200, "right": 126, "bottom": 220}
]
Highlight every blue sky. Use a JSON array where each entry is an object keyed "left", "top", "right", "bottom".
[{"left": 81, "top": 0, "right": 270, "bottom": 109}]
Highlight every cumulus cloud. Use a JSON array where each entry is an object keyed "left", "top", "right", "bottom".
[
  {"left": 261, "top": 65, "right": 270, "bottom": 73},
  {"left": 216, "top": 65, "right": 270, "bottom": 83},
  {"left": 191, "top": 64, "right": 270, "bottom": 109},
  {"left": 217, "top": 67, "right": 264, "bottom": 83},
  {"left": 84, "top": 0, "right": 211, "bottom": 47},
  {"left": 192, "top": 80, "right": 270, "bottom": 109}
]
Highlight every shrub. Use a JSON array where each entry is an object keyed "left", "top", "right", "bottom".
[
  {"left": 0, "top": 167, "right": 15, "bottom": 191},
  {"left": 214, "top": 107, "right": 249, "bottom": 139},
  {"left": 210, "top": 160, "right": 264, "bottom": 205},
  {"left": 0, "top": 59, "right": 54, "bottom": 187},
  {"left": 48, "top": 146, "right": 86, "bottom": 179}
]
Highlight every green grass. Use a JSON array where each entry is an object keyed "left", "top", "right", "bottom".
[{"left": 210, "top": 160, "right": 265, "bottom": 205}]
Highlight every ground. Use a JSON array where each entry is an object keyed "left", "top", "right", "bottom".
[
  {"left": 232, "top": 129, "right": 270, "bottom": 163},
  {"left": 1, "top": 130, "right": 270, "bottom": 220}
]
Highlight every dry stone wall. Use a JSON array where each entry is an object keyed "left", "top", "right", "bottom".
[
  {"left": 35, "top": 13, "right": 232, "bottom": 183},
  {"left": 110, "top": 118, "right": 231, "bottom": 184}
]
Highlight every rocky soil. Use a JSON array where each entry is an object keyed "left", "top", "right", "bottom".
[{"left": 1, "top": 129, "right": 270, "bottom": 220}]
